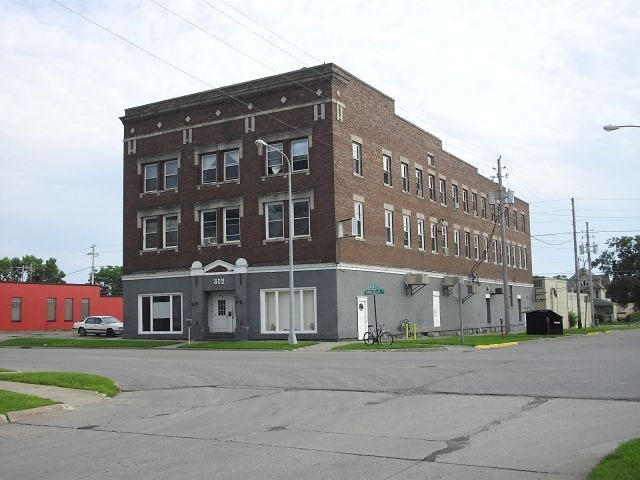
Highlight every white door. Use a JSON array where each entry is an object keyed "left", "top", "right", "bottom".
[
  {"left": 433, "top": 291, "right": 441, "bottom": 328},
  {"left": 356, "top": 296, "right": 368, "bottom": 340},
  {"left": 208, "top": 294, "right": 234, "bottom": 332}
]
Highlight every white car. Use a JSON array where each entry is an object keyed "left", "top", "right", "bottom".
[{"left": 73, "top": 316, "right": 124, "bottom": 337}]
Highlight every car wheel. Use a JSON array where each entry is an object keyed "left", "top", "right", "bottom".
[
  {"left": 106, "top": 328, "right": 115, "bottom": 337},
  {"left": 78, "top": 327, "right": 87, "bottom": 336}
]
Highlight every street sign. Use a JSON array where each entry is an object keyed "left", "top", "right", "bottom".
[{"left": 364, "top": 288, "right": 384, "bottom": 295}]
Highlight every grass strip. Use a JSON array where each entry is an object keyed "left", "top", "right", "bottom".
[
  {"left": 0, "top": 338, "right": 181, "bottom": 349},
  {"left": 179, "top": 340, "right": 317, "bottom": 350},
  {"left": 589, "top": 438, "right": 640, "bottom": 480},
  {"left": 334, "top": 333, "right": 549, "bottom": 350},
  {"left": 1, "top": 371, "right": 119, "bottom": 397},
  {"left": 0, "top": 389, "right": 59, "bottom": 415}
]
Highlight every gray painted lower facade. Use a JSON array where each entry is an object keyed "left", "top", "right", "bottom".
[{"left": 122, "top": 259, "right": 533, "bottom": 340}]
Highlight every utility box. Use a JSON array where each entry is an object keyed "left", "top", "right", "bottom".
[{"left": 526, "top": 310, "right": 563, "bottom": 335}]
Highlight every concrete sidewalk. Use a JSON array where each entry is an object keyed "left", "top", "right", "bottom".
[{"left": 0, "top": 380, "right": 107, "bottom": 424}]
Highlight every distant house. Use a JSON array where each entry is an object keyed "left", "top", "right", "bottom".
[
  {"left": 0, "top": 282, "right": 123, "bottom": 332},
  {"left": 567, "top": 269, "right": 618, "bottom": 324},
  {"left": 533, "top": 276, "right": 590, "bottom": 329}
]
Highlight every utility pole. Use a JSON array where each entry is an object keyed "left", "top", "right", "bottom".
[
  {"left": 87, "top": 244, "right": 99, "bottom": 285},
  {"left": 497, "top": 156, "right": 511, "bottom": 334},
  {"left": 571, "top": 198, "right": 582, "bottom": 328},
  {"left": 585, "top": 223, "right": 596, "bottom": 327}
]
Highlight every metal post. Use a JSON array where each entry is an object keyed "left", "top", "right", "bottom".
[
  {"left": 571, "top": 198, "right": 582, "bottom": 328},
  {"left": 586, "top": 222, "right": 596, "bottom": 328},
  {"left": 497, "top": 156, "right": 510, "bottom": 334},
  {"left": 459, "top": 276, "right": 464, "bottom": 343}
]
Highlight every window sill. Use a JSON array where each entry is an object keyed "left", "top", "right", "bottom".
[
  {"left": 139, "top": 247, "right": 179, "bottom": 254},
  {"left": 198, "top": 180, "right": 239, "bottom": 189},
  {"left": 139, "top": 189, "right": 178, "bottom": 198},
  {"left": 353, "top": 172, "right": 364, "bottom": 178}
]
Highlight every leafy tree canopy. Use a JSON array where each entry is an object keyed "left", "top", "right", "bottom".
[
  {"left": 0, "top": 255, "right": 66, "bottom": 283},
  {"left": 91, "top": 265, "right": 123, "bottom": 295},
  {"left": 593, "top": 236, "right": 640, "bottom": 310}
]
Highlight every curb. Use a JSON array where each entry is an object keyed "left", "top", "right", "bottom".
[
  {"left": 474, "top": 341, "right": 519, "bottom": 350},
  {"left": 3, "top": 403, "right": 71, "bottom": 423}
]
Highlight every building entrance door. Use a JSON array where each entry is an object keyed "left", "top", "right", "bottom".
[
  {"left": 356, "top": 296, "right": 368, "bottom": 340},
  {"left": 208, "top": 293, "right": 235, "bottom": 333}
]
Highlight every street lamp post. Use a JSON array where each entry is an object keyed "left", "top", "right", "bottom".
[
  {"left": 255, "top": 139, "right": 297, "bottom": 345},
  {"left": 603, "top": 124, "right": 640, "bottom": 132}
]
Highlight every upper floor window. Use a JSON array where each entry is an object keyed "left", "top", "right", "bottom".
[
  {"left": 483, "top": 237, "right": 489, "bottom": 263},
  {"left": 415, "top": 169, "right": 424, "bottom": 197},
  {"left": 266, "top": 202, "right": 284, "bottom": 239},
  {"left": 439, "top": 179, "right": 447, "bottom": 205},
  {"left": 430, "top": 222, "right": 438, "bottom": 253},
  {"left": 144, "top": 160, "right": 178, "bottom": 193},
  {"left": 354, "top": 201, "right": 364, "bottom": 239},
  {"left": 224, "top": 207, "right": 241, "bottom": 243},
  {"left": 493, "top": 239, "right": 498, "bottom": 263},
  {"left": 144, "top": 163, "right": 158, "bottom": 192},
  {"left": 427, "top": 154, "right": 435, "bottom": 167},
  {"left": 462, "top": 189, "right": 469, "bottom": 213},
  {"left": 265, "top": 199, "right": 310, "bottom": 239},
  {"left": 224, "top": 150, "right": 240, "bottom": 181},
  {"left": 352, "top": 142, "right": 362, "bottom": 176},
  {"left": 293, "top": 199, "right": 310, "bottom": 237},
  {"left": 521, "top": 213, "right": 526, "bottom": 233},
  {"left": 291, "top": 139, "right": 309, "bottom": 171},
  {"left": 513, "top": 211, "right": 518, "bottom": 231},
  {"left": 473, "top": 234, "right": 480, "bottom": 260},
  {"left": 401, "top": 163, "right": 409, "bottom": 192},
  {"left": 143, "top": 214, "right": 179, "bottom": 250},
  {"left": 454, "top": 229, "right": 461, "bottom": 257},
  {"left": 164, "top": 215, "right": 178, "bottom": 248},
  {"left": 384, "top": 209, "right": 394, "bottom": 244},
  {"left": 165, "top": 160, "right": 178, "bottom": 190},
  {"left": 441, "top": 225, "right": 449, "bottom": 254},
  {"left": 417, "top": 219, "right": 425, "bottom": 251},
  {"left": 383, "top": 155, "right": 392, "bottom": 186},
  {"left": 481, "top": 196, "right": 487, "bottom": 219},
  {"left": 472, "top": 193, "right": 478, "bottom": 216},
  {"left": 202, "top": 154, "right": 217, "bottom": 184},
  {"left": 403, "top": 215, "right": 411, "bottom": 247},
  {"left": 266, "top": 142, "right": 284, "bottom": 176},
  {"left": 505, "top": 208, "right": 510, "bottom": 227},
  {"left": 452, "top": 185, "right": 459, "bottom": 208},
  {"left": 428, "top": 174, "right": 436, "bottom": 201},
  {"left": 143, "top": 217, "right": 159, "bottom": 250},
  {"left": 464, "top": 231, "right": 471, "bottom": 258},
  {"left": 201, "top": 210, "right": 217, "bottom": 245}
]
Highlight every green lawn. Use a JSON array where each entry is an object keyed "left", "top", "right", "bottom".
[
  {"left": 179, "top": 340, "right": 317, "bottom": 350},
  {"left": 0, "top": 389, "right": 59, "bottom": 415},
  {"left": 589, "top": 438, "right": 640, "bottom": 480},
  {"left": 0, "top": 338, "right": 181, "bottom": 349},
  {"left": 0, "top": 371, "right": 119, "bottom": 397},
  {"left": 565, "top": 324, "right": 640, "bottom": 335}
]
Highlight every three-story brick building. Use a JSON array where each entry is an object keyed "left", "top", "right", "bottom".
[{"left": 121, "top": 63, "right": 533, "bottom": 340}]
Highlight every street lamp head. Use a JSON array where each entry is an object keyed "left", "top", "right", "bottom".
[
  {"left": 603, "top": 125, "right": 619, "bottom": 132},
  {"left": 255, "top": 139, "right": 268, "bottom": 147}
]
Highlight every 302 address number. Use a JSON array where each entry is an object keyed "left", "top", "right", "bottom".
[{"left": 213, "top": 278, "right": 225, "bottom": 285}]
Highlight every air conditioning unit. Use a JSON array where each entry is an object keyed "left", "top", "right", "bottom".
[
  {"left": 417, "top": 189, "right": 423, "bottom": 197},
  {"left": 467, "top": 284, "right": 479, "bottom": 295},
  {"left": 442, "top": 247, "right": 449, "bottom": 255},
  {"left": 494, "top": 287, "right": 503, "bottom": 294},
  {"left": 406, "top": 273, "right": 429, "bottom": 285},
  {"left": 443, "top": 276, "right": 458, "bottom": 287},
  {"left": 204, "top": 238, "right": 216, "bottom": 245},
  {"left": 454, "top": 202, "right": 460, "bottom": 209}
]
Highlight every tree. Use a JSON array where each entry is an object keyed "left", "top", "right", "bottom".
[
  {"left": 593, "top": 236, "right": 640, "bottom": 311},
  {"left": 0, "top": 255, "right": 65, "bottom": 283},
  {"left": 92, "top": 265, "right": 123, "bottom": 295}
]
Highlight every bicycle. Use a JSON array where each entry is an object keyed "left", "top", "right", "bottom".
[{"left": 362, "top": 323, "right": 394, "bottom": 346}]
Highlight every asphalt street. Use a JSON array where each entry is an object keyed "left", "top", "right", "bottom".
[{"left": 1, "top": 330, "right": 639, "bottom": 479}]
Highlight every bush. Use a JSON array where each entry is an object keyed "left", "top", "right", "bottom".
[{"left": 568, "top": 311, "right": 578, "bottom": 328}]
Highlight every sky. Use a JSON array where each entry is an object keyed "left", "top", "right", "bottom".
[{"left": 1, "top": 0, "right": 639, "bottom": 284}]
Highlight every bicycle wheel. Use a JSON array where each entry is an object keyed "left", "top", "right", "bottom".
[
  {"left": 379, "top": 331, "right": 393, "bottom": 346},
  {"left": 362, "top": 332, "right": 375, "bottom": 345}
]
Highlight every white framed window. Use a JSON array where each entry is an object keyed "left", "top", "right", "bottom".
[
  {"left": 417, "top": 219, "right": 425, "bottom": 251},
  {"left": 463, "top": 189, "right": 469, "bottom": 213},
  {"left": 522, "top": 247, "right": 528, "bottom": 269},
  {"left": 474, "top": 234, "right": 480, "bottom": 260},
  {"left": 439, "top": 179, "right": 447, "bottom": 205},
  {"left": 139, "top": 294, "right": 182, "bottom": 333},
  {"left": 261, "top": 288, "right": 317, "bottom": 333},
  {"left": 464, "top": 232, "right": 471, "bottom": 258},
  {"left": 498, "top": 241, "right": 503, "bottom": 264},
  {"left": 493, "top": 239, "right": 498, "bottom": 263},
  {"left": 144, "top": 163, "right": 158, "bottom": 192},
  {"left": 383, "top": 154, "right": 392, "bottom": 186},
  {"left": 224, "top": 150, "right": 240, "bottom": 180},
  {"left": 516, "top": 246, "right": 522, "bottom": 268},
  {"left": 513, "top": 211, "right": 518, "bottom": 231},
  {"left": 427, "top": 154, "right": 435, "bottom": 167},
  {"left": 266, "top": 202, "right": 284, "bottom": 239},
  {"left": 354, "top": 201, "right": 364, "bottom": 239},
  {"left": 202, "top": 154, "right": 217, "bottom": 184},
  {"left": 293, "top": 199, "right": 310, "bottom": 237},
  {"left": 201, "top": 210, "right": 217, "bottom": 244},
  {"left": 143, "top": 218, "right": 159, "bottom": 250},
  {"left": 506, "top": 243, "right": 512, "bottom": 266},
  {"left": 385, "top": 209, "right": 394, "bottom": 244},
  {"left": 352, "top": 142, "right": 362, "bottom": 175},
  {"left": 428, "top": 174, "right": 436, "bottom": 201},
  {"left": 452, "top": 184, "right": 459, "bottom": 207},
  {"left": 483, "top": 237, "right": 489, "bottom": 263},
  {"left": 164, "top": 215, "right": 178, "bottom": 248},
  {"left": 481, "top": 196, "right": 487, "bottom": 219},
  {"left": 224, "top": 207, "right": 241, "bottom": 243},
  {"left": 403, "top": 214, "right": 411, "bottom": 247},
  {"left": 291, "top": 139, "right": 309, "bottom": 171},
  {"left": 415, "top": 169, "right": 424, "bottom": 197},
  {"left": 512, "top": 245, "right": 517, "bottom": 267},
  {"left": 401, "top": 163, "right": 409, "bottom": 192},
  {"left": 441, "top": 225, "right": 449, "bottom": 253},
  {"left": 454, "top": 229, "right": 461, "bottom": 257},
  {"left": 165, "top": 160, "right": 178, "bottom": 190},
  {"left": 430, "top": 222, "right": 438, "bottom": 253},
  {"left": 521, "top": 213, "right": 526, "bottom": 233},
  {"left": 266, "top": 142, "right": 284, "bottom": 175},
  {"left": 472, "top": 193, "right": 478, "bottom": 216}
]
